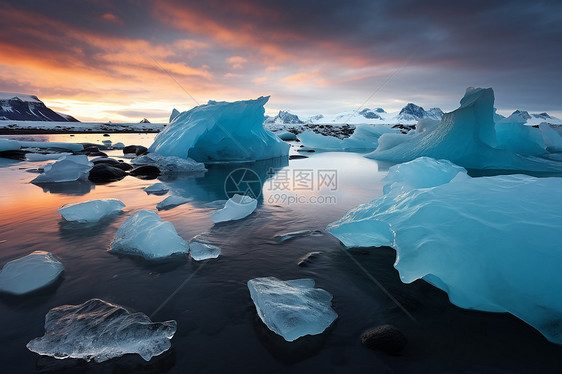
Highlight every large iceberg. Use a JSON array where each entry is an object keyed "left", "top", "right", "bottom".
[
  {"left": 58, "top": 199, "right": 125, "bottom": 223},
  {"left": 110, "top": 210, "right": 189, "bottom": 260},
  {"left": 148, "top": 97, "right": 289, "bottom": 162},
  {"left": 31, "top": 155, "right": 93, "bottom": 183},
  {"left": 366, "top": 87, "right": 562, "bottom": 172},
  {"left": 210, "top": 194, "right": 257, "bottom": 223},
  {"left": 247, "top": 277, "right": 337, "bottom": 342},
  {"left": 327, "top": 157, "right": 562, "bottom": 344},
  {"left": 27, "top": 298, "right": 177, "bottom": 362},
  {"left": 0, "top": 251, "right": 64, "bottom": 295},
  {"left": 299, "top": 124, "right": 397, "bottom": 151}
]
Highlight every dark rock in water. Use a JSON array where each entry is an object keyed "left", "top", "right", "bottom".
[
  {"left": 103, "top": 133, "right": 110, "bottom": 137},
  {"left": 0, "top": 150, "right": 29, "bottom": 160},
  {"left": 87, "top": 151, "right": 108, "bottom": 158},
  {"left": 123, "top": 145, "right": 148, "bottom": 156},
  {"left": 88, "top": 164, "right": 127, "bottom": 183},
  {"left": 81, "top": 143, "right": 112, "bottom": 151},
  {"left": 289, "top": 155, "right": 308, "bottom": 160},
  {"left": 92, "top": 158, "right": 133, "bottom": 171},
  {"left": 361, "top": 325, "right": 407, "bottom": 355},
  {"left": 129, "top": 165, "right": 160, "bottom": 178},
  {"left": 298, "top": 251, "right": 322, "bottom": 267},
  {"left": 297, "top": 149, "right": 315, "bottom": 153}
]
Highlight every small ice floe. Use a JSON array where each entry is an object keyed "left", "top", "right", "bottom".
[
  {"left": 31, "top": 155, "right": 93, "bottom": 183},
  {"left": 27, "top": 298, "right": 177, "bottom": 362},
  {"left": 189, "top": 236, "right": 221, "bottom": 261},
  {"left": 0, "top": 251, "right": 64, "bottom": 295},
  {"left": 156, "top": 195, "right": 190, "bottom": 211},
  {"left": 25, "top": 153, "right": 71, "bottom": 162},
  {"left": 57, "top": 199, "right": 125, "bottom": 223},
  {"left": 274, "top": 229, "right": 323, "bottom": 242},
  {"left": 112, "top": 142, "right": 125, "bottom": 149},
  {"left": 132, "top": 153, "right": 206, "bottom": 174},
  {"left": 110, "top": 210, "right": 189, "bottom": 260},
  {"left": 18, "top": 141, "right": 84, "bottom": 152},
  {"left": 247, "top": 277, "right": 337, "bottom": 342},
  {"left": 0, "top": 138, "right": 20, "bottom": 152},
  {"left": 144, "top": 182, "right": 169, "bottom": 195},
  {"left": 210, "top": 194, "right": 257, "bottom": 223}
]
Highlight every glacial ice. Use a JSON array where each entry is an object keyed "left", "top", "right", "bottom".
[
  {"left": 0, "top": 138, "right": 21, "bottom": 152},
  {"left": 27, "top": 298, "right": 177, "bottom": 362},
  {"left": 0, "top": 251, "right": 64, "bottom": 295},
  {"left": 26, "top": 153, "right": 71, "bottom": 162},
  {"left": 247, "top": 277, "right": 338, "bottom": 342},
  {"left": 144, "top": 182, "right": 169, "bottom": 195},
  {"left": 539, "top": 122, "right": 562, "bottom": 152},
  {"left": 210, "top": 194, "right": 257, "bottom": 223},
  {"left": 18, "top": 141, "right": 83, "bottom": 152},
  {"left": 148, "top": 97, "right": 289, "bottom": 162},
  {"left": 495, "top": 119, "right": 546, "bottom": 156},
  {"left": 327, "top": 157, "right": 562, "bottom": 344},
  {"left": 31, "top": 155, "right": 93, "bottom": 183},
  {"left": 132, "top": 153, "right": 206, "bottom": 174},
  {"left": 189, "top": 237, "right": 221, "bottom": 261},
  {"left": 156, "top": 195, "right": 190, "bottom": 210},
  {"left": 58, "top": 199, "right": 125, "bottom": 223},
  {"left": 366, "top": 87, "right": 562, "bottom": 172},
  {"left": 276, "top": 131, "right": 298, "bottom": 141},
  {"left": 110, "top": 210, "right": 189, "bottom": 260},
  {"left": 299, "top": 124, "right": 397, "bottom": 151}
]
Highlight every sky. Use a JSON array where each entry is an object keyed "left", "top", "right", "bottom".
[{"left": 0, "top": 0, "right": 560, "bottom": 122}]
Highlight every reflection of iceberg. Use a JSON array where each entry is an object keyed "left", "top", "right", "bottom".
[
  {"left": 328, "top": 157, "right": 562, "bottom": 344},
  {"left": 366, "top": 88, "right": 562, "bottom": 172},
  {"left": 158, "top": 157, "right": 288, "bottom": 205},
  {"left": 148, "top": 97, "right": 289, "bottom": 162},
  {"left": 34, "top": 179, "right": 95, "bottom": 195}
]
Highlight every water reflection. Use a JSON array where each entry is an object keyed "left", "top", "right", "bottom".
[{"left": 32, "top": 180, "right": 95, "bottom": 195}]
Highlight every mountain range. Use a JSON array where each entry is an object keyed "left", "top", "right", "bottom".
[{"left": 0, "top": 93, "right": 79, "bottom": 122}]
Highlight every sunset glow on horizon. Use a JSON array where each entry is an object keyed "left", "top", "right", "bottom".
[{"left": 1, "top": 0, "right": 560, "bottom": 122}]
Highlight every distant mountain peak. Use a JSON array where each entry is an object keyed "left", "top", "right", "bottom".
[
  {"left": 265, "top": 110, "right": 303, "bottom": 125},
  {"left": 0, "top": 92, "right": 79, "bottom": 122}
]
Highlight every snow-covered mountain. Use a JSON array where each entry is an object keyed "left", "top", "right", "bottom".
[
  {"left": 0, "top": 93, "right": 79, "bottom": 122},
  {"left": 498, "top": 110, "right": 561, "bottom": 125},
  {"left": 264, "top": 110, "right": 304, "bottom": 125}
]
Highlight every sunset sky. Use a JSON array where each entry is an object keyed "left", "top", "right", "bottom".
[{"left": 0, "top": 0, "right": 560, "bottom": 122}]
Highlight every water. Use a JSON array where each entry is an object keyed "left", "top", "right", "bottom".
[{"left": 1, "top": 134, "right": 561, "bottom": 373}]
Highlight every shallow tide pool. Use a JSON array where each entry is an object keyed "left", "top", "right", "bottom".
[{"left": 0, "top": 133, "right": 561, "bottom": 373}]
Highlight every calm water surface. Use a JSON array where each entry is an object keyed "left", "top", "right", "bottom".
[{"left": 0, "top": 133, "right": 561, "bottom": 373}]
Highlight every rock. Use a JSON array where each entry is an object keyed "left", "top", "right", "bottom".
[
  {"left": 92, "top": 158, "right": 133, "bottom": 171},
  {"left": 88, "top": 164, "right": 127, "bottom": 183},
  {"left": 0, "top": 149, "right": 29, "bottom": 160},
  {"left": 103, "top": 133, "right": 110, "bottom": 137},
  {"left": 289, "top": 155, "right": 308, "bottom": 160},
  {"left": 123, "top": 145, "right": 148, "bottom": 156},
  {"left": 129, "top": 165, "right": 161, "bottom": 178},
  {"left": 361, "top": 325, "right": 407, "bottom": 355}
]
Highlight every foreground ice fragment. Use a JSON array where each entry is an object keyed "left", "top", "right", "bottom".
[
  {"left": 31, "top": 155, "right": 93, "bottom": 183},
  {"left": 27, "top": 298, "right": 177, "bottom": 362},
  {"left": 156, "top": 195, "right": 190, "bottom": 210},
  {"left": 149, "top": 97, "right": 289, "bottom": 162},
  {"left": 132, "top": 153, "right": 205, "bottom": 173},
  {"left": 189, "top": 237, "right": 221, "bottom": 261},
  {"left": 110, "top": 210, "right": 189, "bottom": 260},
  {"left": 26, "top": 153, "right": 71, "bottom": 162},
  {"left": 247, "top": 277, "right": 337, "bottom": 342},
  {"left": 210, "top": 194, "right": 257, "bottom": 223},
  {"left": 0, "top": 251, "right": 64, "bottom": 295},
  {"left": 328, "top": 157, "right": 562, "bottom": 344},
  {"left": 144, "top": 182, "right": 169, "bottom": 195},
  {"left": 0, "top": 138, "right": 21, "bottom": 152},
  {"left": 58, "top": 199, "right": 125, "bottom": 223}
]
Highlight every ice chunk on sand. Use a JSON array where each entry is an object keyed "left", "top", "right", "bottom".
[
  {"left": 149, "top": 97, "right": 289, "bottom": 162},
  {"left": 299, "top": 124, "right": 396, "bottom": 151},
  {"left": 247, "top": 277, "right": 337, "bottom": 342},
  {"left": 144, "top": 182, "right": 169, "bottom": 195},
  {"left": 26, "top": 153, "right": 71, "bottom": 162},
  {"left": 366, "top": 87, "right": 562, "bottom": 172},
  {"left": 210, "top": 194, "right": 257, "bottom": 223},
  {"left": 132, "top": 153, "right": 205, "bottom": 174},
  {"left": 0, "top": 138, "right": 21, "bottom": 152},
  {"left": 328, "top": 157, "right": 562, "bottom": 344},
  {"left": 0, "top": 251, "right": 64, "bottom": 295},
  {"left": 58, "top": 199, "right": 125, "bottom": 223},
  {"left": 31, "top": 155, "right": 93, "bottom": 183},
  {"left": 189, "top": 237, "right": 221, "bottom": 261},
  {"left": 156, "top": 195, "right": 190, "bottom": 210},
  {"left": 27, "top": 298, "right": 177, "bottom": 362},
  {"left": 110, "top": 210, "right": 188, "bottom": 260}
]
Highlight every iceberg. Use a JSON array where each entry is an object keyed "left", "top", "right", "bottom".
[
  {"left": 156, "top": 195, "right": 190, "bottom": 210},
  {"left": 58, "top": 199, "right": 125, "bottom": 223},
  {"left": 148, "top": 97, "right": 289, "bottom": 162},
  {"left": 189, "top": 237, "right": 221, "bottom": 261},
  {"left": 0, "top": 251, "right": 64, "bottom": 295},
  {"left": 366, "top": 87, "right": 562, "bottom": 172},
  {"left": 110, "top": 210, "right": 189, "bottom": 260},
  {"left": 27, "top": 298, "right": 177, "bottom": 362},
  {"left": 112, "top": 142, "right": 125, "bottom": 149},
  {"left": 299, "top": 124, "right": 397, "bottom": 151},
  {"left": 210, "top": 194, "right": 257, "bottom": 223},
  {"left": 31, "top": 155, "right": 93, "bottom": 183},
  {"left": 540, "top": 122, "right": 562, "bottom": 152},
  {"left": 132, "top": 153, "right": 205, "bottom": 174},
  {"left": 247, "top": 277, "right": 337, "bottom": 342},
  {"left": 328, "top": 157, "right": 562, "bottom": 344},
  {"left": 144, "top": 182, "right": 169, "bottom": 195},
  {"left": 495, "top": 119, "right": 546, "bottom": 156}
]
